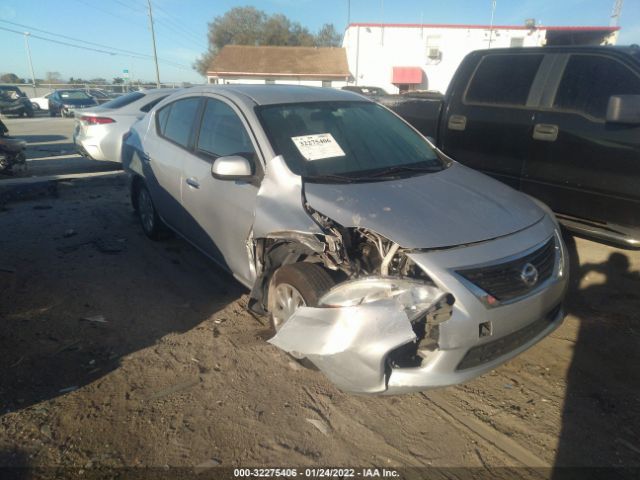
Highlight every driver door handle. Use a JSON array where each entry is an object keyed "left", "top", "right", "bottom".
[{"left": 185, "top": 177, "right": 200, "bottom": 189}]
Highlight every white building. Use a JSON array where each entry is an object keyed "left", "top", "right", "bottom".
[
  {"left": 207, "top": 45, "right": 351, "bottom": 88},
  {"left": 342, "top": 23, "right": 619, "bottom": 94}
]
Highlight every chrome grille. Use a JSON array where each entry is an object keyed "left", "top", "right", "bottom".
[{"left": 457, "top": 237, "right": 556, "bottom": 302}]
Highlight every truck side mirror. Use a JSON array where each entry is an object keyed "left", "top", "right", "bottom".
[{"left": 606, "top": 95, "right": 640, "bottom": 125}]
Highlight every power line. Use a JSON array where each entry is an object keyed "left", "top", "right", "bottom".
[{"left": 0, "top": 24, "right": 193, "bottom": 71}]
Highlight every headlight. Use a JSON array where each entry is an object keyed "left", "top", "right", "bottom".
[{"left": 319, "top": 277, "right": 453, "bottom": 322}]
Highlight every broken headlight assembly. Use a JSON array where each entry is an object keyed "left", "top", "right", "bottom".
[{"left": 320, "top": 277, "right": 455, "bottom": 369}]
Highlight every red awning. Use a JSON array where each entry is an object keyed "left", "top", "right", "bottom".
[{"left": 392, "top": 66, "right": 423, "bottom": 84}]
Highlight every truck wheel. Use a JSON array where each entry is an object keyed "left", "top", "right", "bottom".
[
  {"left": 135, "top": 183, "right": 163, "bottom": 240},
  {"left": 268, "top": 262, "right": 335, "bottom": 362}
]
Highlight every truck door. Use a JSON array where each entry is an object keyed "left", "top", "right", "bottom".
[
  {"left": 440, "top": 53, "right": 545, "bottom": 190},
  {"left": 523, "top": 53, "right": 640, "bottom": 231}
]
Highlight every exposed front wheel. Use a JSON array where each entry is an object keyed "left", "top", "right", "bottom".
[
  {"left": 136, "top": 183, "right": 162, "bottom": 240},
  {"left": 268, "top": 262, "right": 335, "bottom": 359}
]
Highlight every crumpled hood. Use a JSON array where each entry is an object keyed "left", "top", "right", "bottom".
[{"left": 303, "top": 163, "right": 545, "bottom": 249}]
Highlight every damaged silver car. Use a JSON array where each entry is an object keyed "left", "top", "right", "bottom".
[{"left": 122, "top": 85, "right": 568, "bottom": 395}]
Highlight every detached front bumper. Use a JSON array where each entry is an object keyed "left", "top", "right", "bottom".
[{"left": 270, "top": 215, "right": 568, "bottom": 395}]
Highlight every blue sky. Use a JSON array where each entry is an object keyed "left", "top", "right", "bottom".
[{"left": 0, "top": 0, "right": 638, "bottom": 83}]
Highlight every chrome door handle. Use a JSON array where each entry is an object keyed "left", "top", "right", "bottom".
[
  {"left": 533, "top": 124, "right": 559, "bottom": 142},
  {"left": 448, "top": 114, "right": 467, "bottom": 131},
  {"left": 185, "top": 177, "right": 200, "bottom": 189}
]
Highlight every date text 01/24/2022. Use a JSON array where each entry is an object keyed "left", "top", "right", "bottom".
[{"left": 233, "top": 467, "right": 400, "bottom": 477}]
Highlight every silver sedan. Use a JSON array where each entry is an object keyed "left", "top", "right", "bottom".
[
  {"left": 73, "top": 89, "right": 172, "bottom": 162},
  {"left": 122, "top": 85, "right": 568, "bottom": 395}
]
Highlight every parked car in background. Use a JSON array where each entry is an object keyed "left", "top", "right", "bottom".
[
  {"left": 74, "top": 89, "right": 171, "bottom": 162},
  {"left": 0, "top": 85, "right": 34, "bottom": 117},
  {"left": 86, "top": 89, "right": 117, "bottom": 104},
  {"left": 383, "top": 45, "right": 640, "bottom": 249},
  {"left": 30, "top": 92, "right": 51, "bottom": 111},
  {"left": 341, "top": 85, "right": 388, "bottom": 96},
  {"left": 48, "top": 89, "right": 98, "bottom": 117},
  {"left": 122, "top": 84, "right": 568, "bottom": 395}
]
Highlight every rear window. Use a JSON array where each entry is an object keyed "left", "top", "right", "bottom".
[
  {"left": 101, "top": 91, "right": 145, "bottom": 109},
  {"left": 140, "top": 95, "right": 167, "bottom": 113},
  {"left": 159, "top": 97, "right": 201, "bottom": 148},
  {"left": 59, "top": 91, "right": 92, "bottom": 100},
  {"left": 465, "top": 54, "right": 544, "bottom": 106}
]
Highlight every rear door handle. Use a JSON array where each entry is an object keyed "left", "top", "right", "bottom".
[
  {"left": 533, "top": 124, "right": 559, "bottom": 142},
  {"left": 448, "top": 114, "right": 467, "bottom": 131},
  {"left": 185, "top": 177, "right": 200, "bottom": 189}
]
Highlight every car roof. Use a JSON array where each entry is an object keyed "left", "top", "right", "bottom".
[{"left": 182, "top": 84, "right": 370, "bottom": 107}]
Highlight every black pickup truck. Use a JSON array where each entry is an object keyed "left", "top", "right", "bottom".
[{"left": 382, "top": 46, "right": 640, "bottom": 248}]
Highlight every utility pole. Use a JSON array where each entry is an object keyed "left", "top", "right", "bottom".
[
  {"left": 488, "top": 0, "right": 497, "bottom": 48},
  {"left": 147, "top": 0, "right": 161, "bottom": 88},
  {"left": 347, "top": 0, "right": 351, "bottom": 26},
  {"left": 610, "top": 0, "right": 624, "bottom": 27},
  {"left": 24, "top": 32, "right": 37, "bottom": 96}
]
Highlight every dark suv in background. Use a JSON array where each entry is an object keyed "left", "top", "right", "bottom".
[{"left": 0, "top": 85, "right": 34, "bottom": 117}]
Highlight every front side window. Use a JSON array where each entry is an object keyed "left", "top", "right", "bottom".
[
  {"left": 465, "top": 54, "right": 544, "bottom": 106},
  {"left": 196, "top": 99, "right": 255, "bottom": 161},
  {"left": 553, "top": 55, "right": 640, "bottom": 119},
  {"left": 160, "top": 97, "right": 201, "bottom": 148},
  {"left": 257, "top": 101, "right": 443, "bottom": 181}
]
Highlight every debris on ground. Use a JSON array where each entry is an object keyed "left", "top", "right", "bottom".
[{"left": 81, "top": 315, "right": 108, "bottom": 324}]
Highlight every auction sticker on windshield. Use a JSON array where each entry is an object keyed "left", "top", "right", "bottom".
[{"left": 291, "top": 133, "right": 345, "bottom": 161}]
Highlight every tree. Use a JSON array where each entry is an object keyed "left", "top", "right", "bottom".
[
  {"left": 45, "top": 71, "right": 62, "bottom": 84},
  {"left": 112, "top": 77, "right": 124, "bottom": 85},
  {"left": 194, "top": 6, "right": 342, "bottom": 75},
  {"left": 0, "top": 73, "right": 21, "bottom": 83},
  {"left": 316, "top": 24, "right": 342, "bottom": 47}
]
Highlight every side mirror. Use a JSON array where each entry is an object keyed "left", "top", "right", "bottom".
[
  {"left": 211, "top": 155, "right": 253, "bottom": 180},
  {"left": 606, "top": 95, "right": 640, "bottom": 125}
]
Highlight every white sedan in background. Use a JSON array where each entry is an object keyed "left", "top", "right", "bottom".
[
  {"left": 73, "top": 89, "right": 172, "bottom": 162},
  {"left": 30, "top": 92, "right": 51, "bottom": 111}
]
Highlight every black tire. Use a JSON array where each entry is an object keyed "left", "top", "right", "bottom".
[
  {"left": 26, "top": 109, "right": 34, "bottom": 118},
  {"left": 268, "top": 262, "right": 335, "bottom": 331},
  {"left": 135, "top": 183, "right": 163, "bottom": 240},
  {"left": 31, "top": 103, "right": 40, "bottom": 111}
]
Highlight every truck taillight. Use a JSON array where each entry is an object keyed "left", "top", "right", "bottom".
[{"left": 80, "top": 116, "right": 115, "bottom": 125}]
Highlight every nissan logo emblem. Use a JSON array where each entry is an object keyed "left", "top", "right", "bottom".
[{"left": 520, "top": 263, "right": 539, "bottom": 287}]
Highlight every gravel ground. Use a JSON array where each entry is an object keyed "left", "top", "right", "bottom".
[{"left": 0, "top": 154, "right": 639, "bottom": 477}]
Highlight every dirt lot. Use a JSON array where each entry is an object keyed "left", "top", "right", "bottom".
[{"left": 0, "top": 175, "right": 639, "bottom": 477}]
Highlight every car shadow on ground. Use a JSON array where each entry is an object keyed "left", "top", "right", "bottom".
[
  {"left": 553, "top": 235, "right": 640, "bottom": 474},
  {"left": 0, "top": 448, "right": 28, "bottom": 479},
  {"left": 0, "top": 181, "right": 245, "bottom": 414}
]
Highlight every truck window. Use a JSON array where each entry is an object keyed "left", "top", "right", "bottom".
[
  {"left": 553, "top": 55, "right": 640, "bottom": 120},
  {"left": 465, "top": 54, "right": 543, "bottom": 106}
]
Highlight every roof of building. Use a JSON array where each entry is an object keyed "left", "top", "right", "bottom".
[
  {"left": 207, "top": 45, "right": 351, "bottom": 78},
  {"left": 347, "top": 22, "right": 620, "bottom": 32}
]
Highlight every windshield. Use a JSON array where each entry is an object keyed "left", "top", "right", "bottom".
[
  {"left": 59, "top": 90, "right": 93, "bottom": 100},
  {"left": 257, "top": 101, "right": 443, "bottom": 181},
  {"left": 100, "top": 91, "right": 145, "bottom": 109}
]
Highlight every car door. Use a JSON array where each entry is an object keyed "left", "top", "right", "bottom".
[
  {"left": 180, "top": 96, "right": 261, "bottom": 285},
  {"left": 523, "top": 53, "right": 640, "bottom": 229},
  {"left": 440, "top": 53, "right": 545, "bottom": 189},
  {"left": 142, "top": 96, "right": 203, "bottom": 232}
]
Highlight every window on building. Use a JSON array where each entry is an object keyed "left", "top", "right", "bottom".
[
  {"left": 196, "top": 98, "right": 256, "bottom": 162},
  {"left": 159, "top": 97, "right": 201, "bottom": 148},
  {"left": 465, "top": 54, "right": 544, "bottom": 106},
  {"left": 426, "top": 35, "right": 442, "bottom": 61},
  {"left": 510, "top": 37, "right": 525, "bottom": 47},
  {"left": 322, "top": 80, "right": 332, "bottom": 88},
  {"left": 553, "top": 55, "right": 640, "bottom": 119}
]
